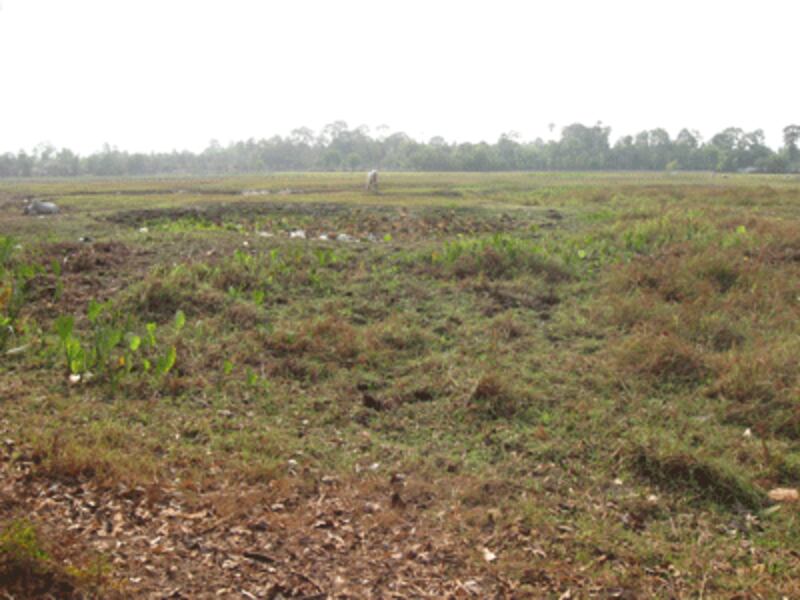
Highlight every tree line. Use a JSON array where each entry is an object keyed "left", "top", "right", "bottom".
[{"left": 1, "top": 122, "right": 799, "bottom": 177}]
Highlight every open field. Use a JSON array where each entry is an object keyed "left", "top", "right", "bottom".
[{"left": 2, "top": 171, "right": 800, "bottom": 598}]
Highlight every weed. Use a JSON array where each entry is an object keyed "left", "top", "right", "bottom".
[
  {"left": 53, "top": 302, "right": 184, "bottom": 383},
  {"left": 0, "top": 236, "right": 43, "bottom": 350}
]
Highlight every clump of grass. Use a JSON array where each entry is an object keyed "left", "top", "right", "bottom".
[
  {"left": 469, "top": 372, "right": 525, "bottom": 419},
  {"left": 714, "top": 346, "right": 800, "bottom": 438},
  {"left": 629, "top": 435, "right": 764, "bottom": 509},
  {"left": 223, "top": 300, "right": 266, "bottom": 329},
  {"left": 613, "top": 329, "right": 708, "bottom": 388},
  {"left": 424, "top": 234, "right": 570, "bottom": 282},
  {"left": 710, "top": 350, "right": 795, "bottom": 405},
  {"left": 490, "top": 313, "right": 527, "bottom": 341},
  {"left": 268, "top": 315, "right": 366, "bottom": 370},
  {"left": 132, "top": 272, "right": 226, "bottom": 322}
]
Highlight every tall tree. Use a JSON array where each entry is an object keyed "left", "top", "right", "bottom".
[{"left": 784, "top": 125, "right": 800, "bottom": 162}]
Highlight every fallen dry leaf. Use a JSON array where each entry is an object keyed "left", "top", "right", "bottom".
[{"left": 768, "top": 488, "right": 799, "bottom": 503}]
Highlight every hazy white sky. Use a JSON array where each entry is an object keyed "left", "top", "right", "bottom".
[{"left": 0, "top": 0, "right": 797, "bottom": 154}]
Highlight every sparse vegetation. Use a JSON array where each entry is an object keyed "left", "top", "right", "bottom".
[{"left": 2, "top": 171, "right": 800, "bottom": 597}]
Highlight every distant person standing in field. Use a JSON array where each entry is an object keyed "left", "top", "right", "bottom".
[{"left": 366, "top": 169, "right": 379, "bottom": 193}]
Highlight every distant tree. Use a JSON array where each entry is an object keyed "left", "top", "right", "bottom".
[
  {"left": 290, "top": 127, "right": 315, "bottom": 147},
  {"left": 319, "top": 121, "right": 349, "bottom": 145},
  {"left": 783, "top": 124, "right": 800, "bottom": 162},
  {"left": 756, "top": 153, "right": 788, "bottom": 173},
  {"left": 647, "top": 129, "right": 672, "bottom": 169},
  {"left": 676, "top": 129, "right": 700, "bottom": 149},
  {"left": 559, "top": 123, "right": 610, "bottom": 169},
  {"left": 612, "top": 135, "right": 637, "bottom": 169},
  {"left": 674, "top": 129, "right": 700, "bottom": 169},
  {"left": 345, "top": 152, "right": 361, "bottom": 171},
  {"left": 0, "top": 121, "right": 789, "bottom": 177},
  {"left": 496, "top": 133, "right": 521, "bottom": 170},
  {"left": 16, "top": 151, "right": 33, "bottom": 177},
  {"left": 322, "top": 149, "right": 342, "bottom": 170}
]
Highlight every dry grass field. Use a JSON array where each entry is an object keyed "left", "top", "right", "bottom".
[{"left": 2, "top": 171, "right": 800, "bottom": 598}]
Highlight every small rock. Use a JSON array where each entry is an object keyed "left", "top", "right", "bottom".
[{"left": 23, "top": 200, "right": 59, "bottom": 215}]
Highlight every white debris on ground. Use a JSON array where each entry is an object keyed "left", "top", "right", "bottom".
[
  {"left": 139, "top": 226, "right": 149, "bottom": 233},
  {"left": 250, "top": 230, "right": 385, "bottom": 243}
]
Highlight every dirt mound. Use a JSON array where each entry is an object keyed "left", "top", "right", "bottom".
[
  {"left": 105, "top": 203, "right": 541, "bottom": 241},
  {"left": 40, "top": 240, "right": 132, "bottom": 274},
  {"left": 106, "top": 202, "right": 355, "bottom": 227},
  {"left": 23, "top": 241, "right": 153, "bottom": 321}
]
